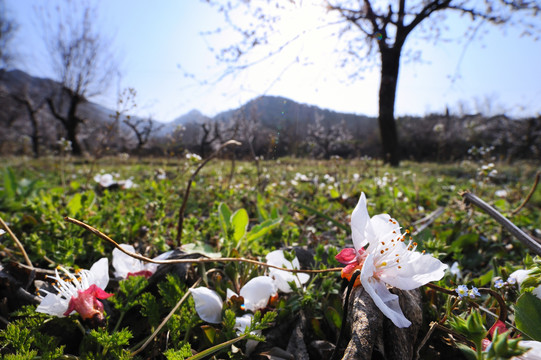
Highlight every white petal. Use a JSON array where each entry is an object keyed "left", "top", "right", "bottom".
[
  {"left": 381, "top": 252, "right": 447, "bottom": 290},
  {"left": 449, "top": 261, "right": 462, "bottom": 280},
  {"left": 266, "top": 250, "right": 300, "bottom": 270},
  {"left": 36, "top": 293, "right": 69, "bottom": 317},
  {"left": 532, "top": 285, "right": 541, "bottom": 300},
  {"left": 515, "top": 341, "right": 541, "bottom": 360},
  {"left": 369, "top": 214, "right": 401, "bottom": 245},
  {"left": 189, "top": 287, "right": 223, "bottom": 324},
  {"left": 240, "top": 276, "right": 276, "bottom": 312},
  {"left": 269, "top": 269, "right": 310, "bottom": 293},
  {"left": 144, "top": 250, "right": 174, "bottom": 274},
  {"left": 361, "top": 254, "right": 411, "bottom": 328},
  {"left": 89, "top": 258, "right": 110, "bottom": 290},
  {"left": 351, "top": 193, "right": 370, "bottom": 251},
  {"left": 113, "top": 244, "right": 144, "bottom": 278},
  {"left": 234, "top": 313, "right": 253, "bottom": 333},
  {"left": 266, "top": 250, "right": 310, "bottom": 293},
  {"left": 226, "top": 288, "right": 238, "bottom": 300}
]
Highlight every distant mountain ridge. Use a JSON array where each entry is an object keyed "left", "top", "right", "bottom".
[
  {"left": 0, "top": 68, "right": 376, "bottom": 141},
  {"left": 2, "top": 69, "right": 539, "bottom": 161}
]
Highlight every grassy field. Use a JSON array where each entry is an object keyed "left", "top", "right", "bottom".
[{"left": 1, "top": 155, "right": 540, "bottom": 359}]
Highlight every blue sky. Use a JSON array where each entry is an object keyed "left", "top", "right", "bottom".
[{"left": 6, "top": 0, "right": 541, "bottom": 122}]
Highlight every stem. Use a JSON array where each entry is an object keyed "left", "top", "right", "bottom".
[
  {"left": 0, "top": 216, "right": 33, "bottom": 268},
  {"left": 176, "top": 140, "right": 241, "bottom": 246},
  {"left": 113, "top": 311, "right": 126, "bottom": 333},
  {"left": 74, "top": 319, "right": 86, "bottom": 335},
  {"left": 185, "top": 334, "right": 249, "bottom": 360},
  {"left": 461, "top": 191, "right": 541, "bottom": 255},
  {"left": 511, "top": 171, "right": 540, "bottom": 216},
  {"left": 130, "top": 278, "right": 202, "bottom": 356}
]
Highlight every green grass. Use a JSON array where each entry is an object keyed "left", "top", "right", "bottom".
[{"left": 1, "top": 155, "right": 540, "bottom": 359}]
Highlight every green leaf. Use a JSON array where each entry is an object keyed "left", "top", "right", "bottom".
[
  {"left": 3, "top": 167, "right": 17, "bottom": 199},
  {"left": 201, "top": 325, "right": 216, "bottom": 344},
  {"left": 474, "top": 269, "right": 494, "bottom": 287},
  {"left": 231, "top": 208, "right": 249, "bottom": 242},
  {"left": 455, "top": 343, "right": 478, "bottom": 360},
  {"left": 324, "top": 306, "right": 342, "bottom": 330},
  {"left": 256, "top": 193, "right": 269, "bottom": 221},
  {"left": 164, "top": 343, "right": 192, "bottom": 360},
  {"left": 246, "top": 217, "right": 282, "bottom": 242},
  {"left": 515, "top": 292, "right": 541, "bottom": 341},
  {"left": 181, "top": 242, "right": 221, "bottom": 258},
  {"left": 218, "top": 202, "right": 231, "bottom": 234},
  {"left": 310, "top": 318, "right": 325, "bottom": 338},
  {"left": 66, "top": 193, "right": 83, "bottom": 215}
]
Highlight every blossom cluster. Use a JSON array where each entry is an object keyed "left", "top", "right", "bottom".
[{"left": 94, "top": 173, "right": 137, "bottom": 189}]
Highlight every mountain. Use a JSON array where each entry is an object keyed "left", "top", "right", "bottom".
[
  {"left": 170, "top": 109, "right": 210, "bottom": 126},
  {"left": 212, "top": 95, "right": 375, "bottom": 132},
  {"left": 0, "top": 69, "right": 378, "bottom": 157}
]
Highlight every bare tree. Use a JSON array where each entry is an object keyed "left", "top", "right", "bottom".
[
  {"left": 40, "top": 1, "right": 117, "bottom": 155},
  {"left": 124, "top": 116, "right": 163, "bottom": 156},
  {"left": 307, "top": 112, "right": 352, "bottom": 159},
  {"left": 198, "top": 121, "right": 222, "bottom": 157},
  {"left": 11, "top": 88, "right": 47, "bottom": 158},
  {"left": 204, "top": 1, "right": 541, "bottom": 166},
  {"left": 0, "top": 0, "right": 17, "bottom": 72}
]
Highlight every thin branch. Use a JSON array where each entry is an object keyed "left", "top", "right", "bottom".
[
  {"left": 65, "top": 216, "right": 341, "bottom": 274},
  {"left": 461, "top": 191, "right": 541, "bottom": 255},
  {"left": 412, "top": 206, "right": 445, "bottom": 235},
  {"left": 176, "top": 140, "right": 241, "bottom": 246},
  {"left": 511, "top": 171, "right": 540, "bottom": 215},
  {"left": 0, "top": 216, "right": 33, "bottom": 268}
]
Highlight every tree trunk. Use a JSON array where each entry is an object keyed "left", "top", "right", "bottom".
[
  {"left": 25, "top": 102, "right": 40, "bottom": 158},
  {"left": 66, "top": 96, "right": 83, "bottom": 156},
  {"left": 378, "top": 47, "right": 401, "bottom": 166}
]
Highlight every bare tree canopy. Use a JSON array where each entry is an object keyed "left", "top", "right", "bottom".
[
  {"left": 203, "top": 0, "right": 541, "bottom": 166},
  {"left": 39, "top": 0, "right": 118, "bottom": 155},
  {"left": 0, "top": 0, "right": 17, "bottom": 71}
]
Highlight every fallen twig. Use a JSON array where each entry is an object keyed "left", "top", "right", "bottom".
[
  {"left": 412, "top": 206, "right": 445, "bottom": 235},
  {"left": 461, "top": 191, "right": 541, "bottom": 255},
  {"left": 65, "top": 216, "right": 342, "bottom": 274},
  {"left": 0, "top": 216, "right": 33, "bottom": 268}
]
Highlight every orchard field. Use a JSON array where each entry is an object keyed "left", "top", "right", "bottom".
[{"left": 1, "top": 154, "right": 540, "bottom": 359}]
